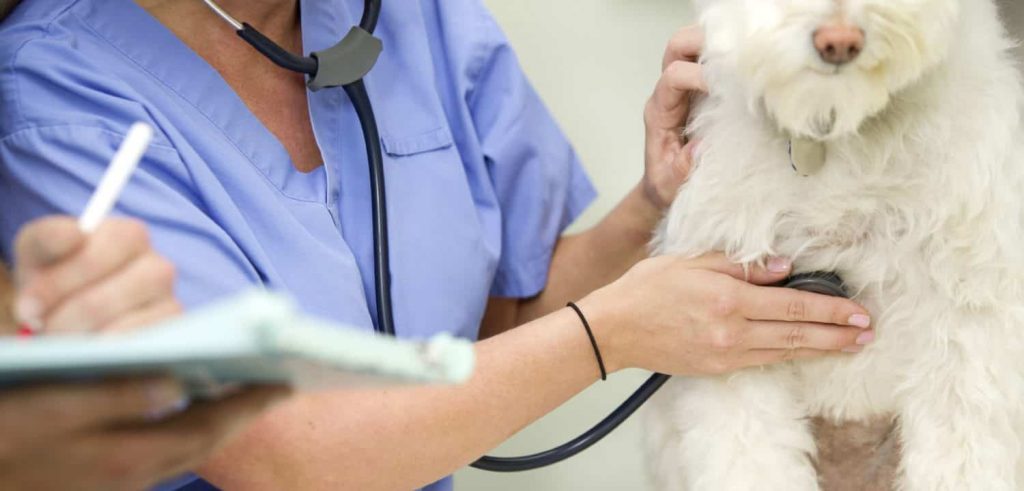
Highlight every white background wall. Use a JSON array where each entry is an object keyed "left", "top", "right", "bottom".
[{"left": 455, "top": 2, "right": 694, "bottom": 490}]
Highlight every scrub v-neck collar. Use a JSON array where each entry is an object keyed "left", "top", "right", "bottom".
[{"left": 76, "top": 0, "right": 357, "bottom": 203}]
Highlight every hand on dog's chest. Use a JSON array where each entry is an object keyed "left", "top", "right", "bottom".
[{"left": 790, "top": 138, "right": 828, "bottom": 176}]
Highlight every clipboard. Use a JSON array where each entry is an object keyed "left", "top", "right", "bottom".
[{"left": 0, "top": 291, "right": 475, "bottom": 396}]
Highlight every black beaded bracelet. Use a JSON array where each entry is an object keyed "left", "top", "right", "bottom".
[{"left": 567, "top": 302, "right": 608, "bottom": 381}]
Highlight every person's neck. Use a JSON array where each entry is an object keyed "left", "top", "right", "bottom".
[
  {"left": 135, "top": 0, "right": 303, "bottom": 55},
  {"left": 213, "top": 0, "right": 300, "bottom": 42}
]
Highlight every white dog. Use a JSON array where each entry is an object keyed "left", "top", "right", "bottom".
[{"left": 645, "top": 0, "right": 1024, "bottom": 490}]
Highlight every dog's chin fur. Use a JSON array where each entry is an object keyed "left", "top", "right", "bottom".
[
  {"left": 699, "top": 0, "right": 960, "bottom": 140},
  {"left": 760, "top": 72, "right": 892, "bottom": 140},
  {"left": 645, "top": 0, "right": 1024, "bottom": 489}
]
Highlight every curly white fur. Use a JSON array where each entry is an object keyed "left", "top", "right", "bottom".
[{"left": 645, "top": 1, "right": 1024, "bottom": 489}]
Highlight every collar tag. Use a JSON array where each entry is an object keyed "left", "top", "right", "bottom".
[{"left": 789, "top": 138, "right": 827, "bottom": 176}]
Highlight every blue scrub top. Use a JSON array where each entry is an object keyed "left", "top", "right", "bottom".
[{"left": 0, "top": 0, "right": 596, "bottom": 489}]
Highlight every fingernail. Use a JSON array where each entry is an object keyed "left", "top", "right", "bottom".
[
  {"left": 856, "top": 331, "right": 875, "bottom": 346},
  {"left": 147, "top": 397, "right": 190, "bottom": 422},
  {"left": 767, "top": 257, "right": 792, "bottom": 273},
  {"left": 14, "top": 295, "right": 43, "bottom": 332},
  {"left": 689, "top": 139, "right": 702, "bottom": 160},
  {"left": 842, "top": 345, "right": 864, "bottom": 354},
  {"left": 848, "top": 314, "right": 872, "bottom": 329},
  {"left": 146, "top": 380, "right": 189, "bottom": 421}
]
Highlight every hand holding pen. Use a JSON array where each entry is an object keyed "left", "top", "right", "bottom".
[
  {"left": 11, "top": 123, "right": 180, "bottom": 335},
  {"left": 0, "top": 124, "right": 293, "bottom": 491}
]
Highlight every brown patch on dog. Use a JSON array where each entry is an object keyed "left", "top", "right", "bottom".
[{"left": 813, "top": 415, "right": 900, "bottom": 491}]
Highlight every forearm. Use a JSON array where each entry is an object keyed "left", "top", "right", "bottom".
[
  {"left": 517, "top": 183, "right": 662, "bottom": 323},
  {"left": 198, "top": 307, "right": 611, "bottom": 490}
]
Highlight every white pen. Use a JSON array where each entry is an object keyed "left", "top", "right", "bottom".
[
  {"left": 77, "top": 122, "right": 153, "bottom": 233},
  {"left": 16, "top": 122, "right": 153, "bottom": 336}
]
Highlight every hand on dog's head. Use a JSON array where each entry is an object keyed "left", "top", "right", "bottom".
[{"left": 696, "top": 0, "right": 958, "bottom": 140}]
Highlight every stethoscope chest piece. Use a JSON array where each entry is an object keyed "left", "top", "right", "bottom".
[{"left": 782, "top": 271, "right": 849, "bottom": 298}]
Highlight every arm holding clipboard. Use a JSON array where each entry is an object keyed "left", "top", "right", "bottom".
[{"left": 0, "top": 122, "right": 473, "bottom": 489}]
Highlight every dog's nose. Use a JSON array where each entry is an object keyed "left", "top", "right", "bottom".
[{"left": 813, "top": 24, "right": 865, "bottom": 66}]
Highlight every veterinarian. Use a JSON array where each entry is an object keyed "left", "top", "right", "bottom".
[
  {"left": 0, "top": 1, "right": 876, "bottom": 489},
  {"left": 0, "top": 217, "right": 290, "bottom": 490}
]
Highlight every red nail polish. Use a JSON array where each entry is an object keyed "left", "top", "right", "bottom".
[{"left": 16, "top": 324, "right": 35, "bottom": 338}]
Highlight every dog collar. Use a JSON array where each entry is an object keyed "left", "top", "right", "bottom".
[{"left": 789, "top": 137, "right": 827, "bottom": 176}]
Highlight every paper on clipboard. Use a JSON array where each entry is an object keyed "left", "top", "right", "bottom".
[{"left": 0, "top": 291, "right": 475, "bottom": 397}]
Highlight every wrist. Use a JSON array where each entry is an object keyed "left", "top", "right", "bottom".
[
  {"left": 640, "top": 173, "right": 672, "bottom": 213},
  {"left": 632, "top": 181, "right": 668, "bottom": 226},
  {"left": 574, "top": 288, "right": 632, "bottom": 374}
]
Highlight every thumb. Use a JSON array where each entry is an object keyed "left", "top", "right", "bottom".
[
  {"left": 687, "top": 253, "right": 792, "bottom": 285},
  {"left": 13, "top": 216, "right": 86, "bottom": 281}
]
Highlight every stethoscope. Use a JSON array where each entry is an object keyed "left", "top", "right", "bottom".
[
  {"left": 202, "top": 0, "right": 395, "bottom": 340},
  {"left": 202, "top": 0, "right": 851, "bottom": 474}
]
